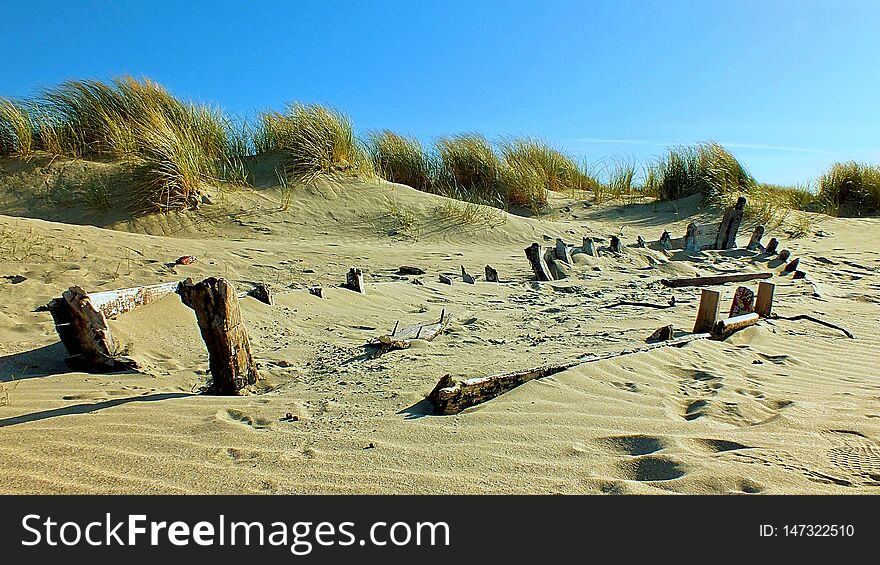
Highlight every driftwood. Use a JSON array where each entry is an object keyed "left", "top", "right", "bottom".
[
  {"left": 771, "top": 314, "right": 855, "bottom": 339},
  {"left": 783, "top": 258, "right": 800, "bottom": 273},
  {"left": 778, "top": 249, "right": 791, "bottom": 262},
  {"left": 398, "top": 266, "right": 425, "bottom": 275},
  {"left": 370, "top": 310, "right": 451, "bottom": 351},
  {"left": 609, "top": 235, "right": 622, "bottom": 253},
  {"left": 439, "top": 274, "right": 453, "bottom": 285},
  {"left": 485, "top": 265, "right": 499, "bottom": 283},
  {"left": 86, "top": 280, "right": 181, "bottom": 319},
  {"left": 729, "top": 286, "right": 755, "bottom": 317},
  {"left": 248, "top": 283, "right": 274, "bottom": 305},
  {"left": 764, "top": 238, "right": 779, "bottom": 255},
  {"left": 428, "top": 333, "right": 710, "bottom": 414},
  {"left": 747, "top": 225, "right": 765, "bottom": 251},
  {"left": 524, "top": 243, "right": 552, "bottom": 281},
  {"left": 343, "top": 267, "right": 366, "bottom": 293},
  {"left": 793, "top": 270, "right": 807, "bottom": 280},
  {"left": 636, "top": 235, "right": 646, "bottom": 248},
  {"left": 178, "top": 277, "right": 259, "bottom": 394},
  {"left": 308, "top": 286, "right": 325, "bottom": 298},
  {"left": 713, "top": 312, "right": 759, "bottom": 339},
  {"left": 715, "top": 196, "right": 746, "bottom": 249},
  {"left": 659, "top": 231, "right": 672, "bottom": 250},
  {"left": 693, "top": 289, "right": 721, "bottom": 333},
  {"left": 755, "top": 281, "right": 775, "bottom": 317},
  {"left": 582, "top": 237, "right": 597, "bottom": 256},
  {"left": 602, "top": 300, "right": 674, "bottom": 310},
  {"left": 646, "top": 324, "right": 673, "bottom": 342},
  {"left": 661, "top": 272, "right": 772, "bottom": 288},
  {"left": 47, "top": 286, "right": 135, "bottom": 372},
  {"left": 555, "top": 238, "right": 572, "bottom": 264},
  {"left": 460, "top": 265, "right": 476, "bottom": 284}
]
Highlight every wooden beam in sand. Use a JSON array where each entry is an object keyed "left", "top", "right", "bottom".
[
  {"left": 712, "top": 312, "right": 759, "bottom": 339},
  {"left": 178, "top": 277, "right": 259, "bottom": 394},
  {"left": 661, "top": 272, "right": 772, "bottom": 288},
  {"left": 754, "top": 281, "right": 775, "bottom": 317},
  {"left": 485, "top": 265, "right": 499, "bottom": 282},
  {"left": 555, "top": 238, "right": 572, "bottom": 264},
  {"left": 86, "top": 280, "right": 181, "bottom": 319},
  {"left": 747, "top": 225, "right": 765, "bottom": 251},
  {"left": 428, "top": 333, "right": 710, "bottom": 414},
  {"left": 524, "top": 243, "right": 553, "bottom": 281},
  {"left": 370, "top": 310, "right": 451, "bottom": 351},
  {"left": 693, "top": 289, "right": 721, "bottom": 333},
  {"left": 715, "top": 196, "right": 746, "bottom": 249}
]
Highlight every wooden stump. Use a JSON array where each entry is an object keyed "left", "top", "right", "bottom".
[
  {"left": 729, "top": 286, "right": 755, "bottom": 317},
  {"left": 715, "top": 196, "right": 746, "bottom": 249},
  {"left": 684, "top": 223, "right": 699, "bottom": 251},
  {"left": 793, "top": 270, "right": 807, "bottom": 280},
  {"left": 343, "top": 267, "right": 366, "bottom": 293},
  {"left": 485, "top": 265, "right": 499, "bottom": 282},
  {"left": 693, "top": 289, "right": 721, "bottom": 333},
  {"left": 609, "top": 235, "right": 622, "bottom": 253},
  {"left": 755, "top": 281, "right": 775, "bottom": 317},
  {"left": 747, "top": 225, "right": 765, "bottom": 251},
  {"left": 524, "top": 243, "right": 552, "bottom": 281},
  {"left": 47, "top": 286, "right": 134, "bottom": 372},
  {"left": 178, "top": 277, "right": 259, "bottom": 394},
  {"left": 439, "top": 274, "right": 453, "bottom": 285},
  {"left": 582, "top": 237, "right": 597, "bottom": 256},
  {"left": 647, "top": 324, "right": 673, "bottom": 342},
  {"left": 248, "top": 283, "right": 274, "bottom": 305},
  {"left": 555, "top": 238, "right": 572, "bottom": 264},
  {"left": 636, "top": 235, "right": 646, "bottom": 248},
  {"left": 461, "top": 265, "right": 476, "bottom": 284},
  {"left": 764, "top": 237, "right": 779, "bottom": 254},
  {"left": 778, "top": 249, "right": 791, "bottom": 262},
  {"left": 783, "top": 257, "right": 800, "bottom": 273},
  {"left": 659, "top": 230, "right": 672, "bottom": 250},
  {"left": 308, "top": 286, "right": 325, "bottom": 298}
]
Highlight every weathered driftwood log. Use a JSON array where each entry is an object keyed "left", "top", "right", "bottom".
[
  {"left": 86, "top": 280, "right": 181, "bottom": 319},
  {"left": 747, "top": 225, "right": 765, "bottom": 251},
  {"left": 659, "top": 230, "right": 672, "bottom": 250},
  {"left": 729, "top": 286, "right": 755, "bottom": 317},
  {"left": 178, "top": 277, "right": 259, "bottom": 394},
  {"left": 715, "top": 196, "right": 747, "bottom": 249},
  {"left": 428, "top": 333, "right": 710, "bottom": 414},
  {"left": 713, "top": 312, "right": 760, "bottom": 339},
  {"left": 439, "top": 274, "right": 453, "bottom": 285},
  {"left": 308, "top": 286, "right": 325, "bottom": 298},
  {"left": 646, "top": 324, "right": 673, "bottom": 342},
  {"left": 460, "top": 265, "right": 476, "bottom": 284},
  {"left": 770, "top": 313, "right": 854, "bottom": 339},
  {"left": 764, "top": 237, "right": 779, "bottom": 255},
  {"left": 783, "top": 258, "right": 800, "bottom": 273},
  {"left": 398, "top": 266, "right": 425, "bottom": 275},
  {"left": 524, "top": 243, "right": 552, "bottom": 281},
  {"left": 582, "top": 237, "right": 597, "bottom": 256},
  {"left": 609, "top": 235, "right": 622, "bottom": 253},
  {"left": 778, "top": 249, "right": 791, "bottom": 262},
  {"left": 661, "top": 272, "right": 772, "bottom": 288},
  {"left": 343, "top": 267, "right": 366, "bottom": 293},
  {"left": 485, "top": 265, "right": 499, "bottom": 282},
  {"left": 684, "top": 223, "right": 698, "bottom": 251},
  {"left": 47, "top": 286, "right": 135, "bottom": 372},
  {"left": 755, "top": 281, "right": 775, "bottom": 317},
  {"left": 370, "top": 310, "right": 451, "bottom": 351},
  {"left": 693, "top": 289, "right": 721, "bottom": 333},
  {"left": 555, "top": 238, "right": 572, "bottom": 264},
  {"left": 248, "top": 283, "right": 274, "bottom": 305},
  {"left": 602, "top": 300, "right": 674, "bottom": 310}
]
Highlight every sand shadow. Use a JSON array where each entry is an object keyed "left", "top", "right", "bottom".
[
  {"left": 0, "top": 392, "right": 193, "bottom": 428},
  {"left": 1, "top": 343, "right": 71, "bottom": 381},
  {"left": 397, "top": 398, "right": 437, "bottom": 420}
]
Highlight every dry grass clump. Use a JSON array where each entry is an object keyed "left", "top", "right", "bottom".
[
  {"left": 0, "top": 98, "right": 35, "bottom": 157},
  {"left": 817, "top": 161, "right": 880, "bottom": 216},
  {"left": 257, "top": 103, "right": 373, "bottom": 185},
  {"left": 368, "top": 131, "right": 433, "bottom": 192},
  {"left": 645, "top": 142, "right": 755, "bottom": 201}
]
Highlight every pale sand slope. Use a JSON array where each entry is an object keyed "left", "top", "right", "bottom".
[{"left": 1, "top": 175, "right": 879, "bottom": 494}]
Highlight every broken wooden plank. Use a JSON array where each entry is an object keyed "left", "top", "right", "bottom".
[
  {"left": 793, "top": 270, "right": 807, "bottom": 280},
  {"left": 661, "top": 272, "right": 772, "bottom": 288},
  {"left": 747, "top": 225, "right": 765, "bottom": 251},
  {"left": 778, "top": 249, "right": 791, "bottom": 262},
  {"left": 428, "top": 333, "right": 710, "bottom": 414},
  {"left": 369, "top": 310, "right": 451, "bottom": 351},
  {"left": 582, "top": 237, "right": 597, "bottom": 256},
  {"left": 783, "top": 258, "right": 800, "bottom": 273},
  {"left": 713, "top": 312, "right": 759, "bottom": 339},
  {"left": 461, "top": 265, "right": 476, "bottom": 284},
  {"left": 646, "top": 324, "right": 673, "bottom": 342},
  {"left": 86, "top": 280, "right": 181, "bottom": 319},
  {"left": 343, "top": 267, "right": 366, "bottom": 293},
  {"left": 484, "top": 265, "right": 499, "bottom": 282},
  {"left": 178, "top": 277, "right": 259, "bottom": 394},
  {"left": 764, "top": 237, "right": 779, "bottom": 255},
  {"left": 755, "top": 281, "right": 775, "bottom": 317},
  {"left": 398, "top": 266, "right": 425, "bottom": 275},
  {"left": 439, "top": 274, "right": 453, "bottom": 285},
  {"left": 729, "top": 286, "right": 755, "bottom": 317},
  {"left": 248, "top": 283, "right": 274, "bottom": 305},
  {"left": 715, "top": 196, "right": 746, "bottom": 249},
  {"left": 693, "top": 289, "right": 721, "bottom": 333},
  {"left": 684, "top": 222, "right": 720, "bottom": 251},
  {"left": 524, "top": 243, "right": 552, "bottom": 281},
  {"left": 602, "top": 300, "right": 675, "bottom": 310}
]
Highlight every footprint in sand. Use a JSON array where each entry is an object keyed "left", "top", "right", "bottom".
[
  {"left": 616, "top": 455, "right": 687, "bottom": 482},
  {"left": 597, "top": 434, "right": 669, "bottom": 456},
  {"left": 215, "top": 409, "right": 274, "bottom": 430}
]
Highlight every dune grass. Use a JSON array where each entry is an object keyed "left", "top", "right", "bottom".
[
  {"left": 368, "top": 131, "right": 433, "bottom": 192},
  {"left": 644, "top": 142, "right": 756, "bottom": 201},
  {"left": 817, "top": 161, "right": 880, "bottom": 217}
]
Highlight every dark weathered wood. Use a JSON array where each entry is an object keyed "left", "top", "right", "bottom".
[
  {"left": 439, "top": 274, "right": 453, "bottom": 285},
  {"left": 178, "top": 277, "right": 259, "bottom": 394},
  {"left": 582, "top": 237, "right": 597, "bottom": 256},
  {"left": 554, "top": 238, "right": 572, "bottom": 264},
  {"left": 764, "top": 237, "right": 779, "bottom": 254},
  {"left": 484, "top": 265, "right": 499, "bottom": 282},
  {"left": 609, "top": 235, "right": 622, "bottom": 253},
  {"left": 729, "top": 286, "right": 755, "bottom": 317},
  {"left": 755, "top": 281, "right": 775, "bottom": 317},
  {"left": 793, "top": 270, "right": 806, "bottom": 280},
  {"left": 661, "top": 272, "right": 772, "bottom": 288},
  {"left": 308, "top": 286, "right": 325, "bottom": 298},
  {"left": 713, "top": 312, "right": 759, "bottom": 339},
  {"left": 715, "top": 196, "right": 746, "bottom": 249},
  {"left": 636, "top": 235, "right": 646, "bottom": 248},
  {"left": 86, "top": 281, "right": 181, "bottom": 319},
  {"left": 602, "top": 300, "right": 674, "bottom": 310},
  {"left": 370, "top": 310, "right": 451, "bottom": 351},
  {"left": 248, "top": 283, "right": 274, "bottom": 305},
  {"left": 771, "top": 313, "right": 854, "bottom": 339},
  {"left": 693, "top": 289, "right": 721, "bottom": 333},
  {"left": 684, "top": 223, "right": 698, "bottom": 251},
  {"left": 747, "top": 225, "right": 765, "bottom": 251},
  {"left": 428, "top": 333, "right": 710, "bottom": 414},
  {"left": 460, "top": 265, "right": 476, "bottom": 284},
  {"left": 524, "top": 243, "right": 552, "bottom": 281},
  {"left": 343, "top": 267, "right": 366, "bottom": 293},
  {"left": 659, "top": 230, "right": 672, "bottom": 250},
  {"left": 646, "top": 324, "right": 673, "bottom": 342},
  {"left": 783, "top": 258, "right": 800, "bottom": 273},
  {"left": 778, "top": 249, "right": 791, "bottom": 262},
  {"left": 398, "top": 266, "right": 425, "bottom": 275},
  {"left": 48, "top": 286, "right": 135, "bottom": 372}
]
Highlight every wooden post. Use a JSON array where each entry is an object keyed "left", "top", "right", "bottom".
[
  {"left": 684, "top": 223, "right": 698, "bottom": 251},
  {"left": 715, "top": 196, "right": 746, "bottom": 249},
  {"left": 582, "top": 237, "right": 597, "bottom": 256},
  {"left": 344, "top": 267, "right": 366, "bottom": 293},
  {"left": 555, "top": 238, "right": 572, "bottom": 264},
  {"left": 609, "top": 235, "right": 622, "bottom": 253},
  {"left": 485, "top": 265, "right": 499, "bottom": 282},
  {"left": 248, "top": 283, "right": 274, "bottom": 305},
  {"left": 729, "top": 286, "right": 755, "bottom": 317},
  {"left": 636, "top": 235, "right": 646, "bottom": 248},
  {"left": 178, "top": 277, "right": 259, "bottom": 394},
  {"left": 693, "top": 289, "right": 721, "bottom": 333},
  {"left": 755, "top": 281, "right": 774, "bottom": 317},
  {"left": 460, "top": 265, "right": 476, "bottom": 284},
  {"left": 793, "top": 270, "right": 806, "bottom": 280},
  {"left": 308, "top": 286, "right": 325, "bottom": 298},
  {"left": 764, "top": 237, "right": 779, "bottom": 254},
  {"left": 524, "top": 243, "right": 552, "bottom": 281},
  {"left": 47, "top": 286, "right": 134, "bottom": 371},
  {"left": 439, "top": 274, "right": 453, "bottom": 285},
  {"left": 659, "top": 230, "right": 672, "bottom": 250},
  {"left": 783, "top": 258, "right": 800, "bottom": 273},
  {"left": 778, "top": 249, "right": 791, "bottom": 262},
  {"left": 747, "top": 225, "right": 765, "bottom": 251}
]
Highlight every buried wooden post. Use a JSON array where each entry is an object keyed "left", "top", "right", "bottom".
[
  {"left": 783, "top": 258, "right": 800, "bottom": 273},
  {"left": 729, "top": 286, "right": 755, "bottom": 317},
  {"left": 684, "top": 223, "right": 698, "bottom": 251},
  {"left": 713, "top": 312, "right": 760, "bottom": 339},
  {"left": 524, "top": 243, "right": 553, "bottom": 281},
  {"left": 659, "top": 230, "right": 672, "bottom": 250},
  {"left": 747, "top": 225, "right": 765, "bottom": 251},
  {"left": 778, "top": 249, "right": 791, "bottom": 262},
  {"left": 178, "top": 277, "right": 259, "bottom": 394},
  {"left": 248, "top": 283, "right": 274, "bottom": 305},
  {"left": 636, "top": 235, "right": 646, "bottom": 248},
  {"left": 715, "top": 196, "right": 746, "bottom": 249},
  {"left": 555, "top": 238, "right": 572, "bottom": 264},
  {"left": 755, "top": 281, "right": 775, "bottom": 317},
  {"left": 764, "top": 237, "right": 779, "bottom": 255},
  {"left": 485, "top": 265, "right": 499, "bottom": 282},
  {"left": 693, "top": 289, "right": 721, "bottom": 333},
  {"left": 609, "top": 235, "right": 622, "bottom": 253},
  {"left": 344, "top": 267, "right": 366, "bottom": 293},
  {"left": 582, "top": 237, "right": 597, "bottom": 256},
  {"left": 460, "top": 265, "right": 476, "bottom": 284},
  {"left": 47, "top": 286, "right": 135, "bottom": 371}
]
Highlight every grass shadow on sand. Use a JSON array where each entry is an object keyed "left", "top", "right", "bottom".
[{"left": 0, "top": 392, "right": 193, "bottom": 428}]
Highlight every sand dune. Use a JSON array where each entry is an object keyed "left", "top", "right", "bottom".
[{"left": 1, "top": 169, "right": 879, "bottom": 494}]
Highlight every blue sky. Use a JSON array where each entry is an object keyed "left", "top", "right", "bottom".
[{"left": 1, "top": 0, "right": 877, "bottom": 185}]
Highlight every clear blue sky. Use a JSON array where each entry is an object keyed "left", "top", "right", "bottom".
[{"left": 1, "top": 0, "right": 877, "bottom": 185}]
